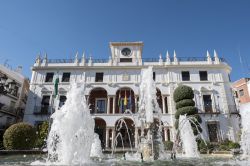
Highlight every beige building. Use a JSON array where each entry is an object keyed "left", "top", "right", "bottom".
[{"left": 232, "top": 78, "right": 250, "bottom": 105}]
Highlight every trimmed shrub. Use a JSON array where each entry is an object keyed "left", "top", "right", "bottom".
[
  {"left": 3, "top": 122, "right": 36, "bottom": 150},
  {"left": 175, "top": 106, "right": 198, "bottom": 119},
  {"left": 173, "top": 85, "right": 202, "bottom": 136},
  {"left": 173, "top": 85, "right": 194, "bottom": 102},
  {"left": 164, "top": 141, "right": 174, "bottom": 151},
  {"left": 176, "top": 99, "right": 195, "bottom": 110},
  {"left": 35, "top": 121, "right": 49, "bottom": 148}
]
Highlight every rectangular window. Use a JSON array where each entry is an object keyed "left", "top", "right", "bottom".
[
  {"left": 45, "top": 73, "right": 54, "bottom": 82},
  {"left": 95, "top": 73, "right": 104, "bottom": 82},
  {"left": 62, "top": 73, "right": 71, "bottom": 82},
  {"left": 120, "top": 58, "right": 132, "bottom": 62},
  {"left": 181, "top": 71, "right": 190, "bottom": 81},
  {"left": 153, "top": 72, "right": 156, "bottom": 81},
  {"left": 164, "top": 97, "right": 168, "bottom": 113},
  {"left": 235, "top": 91, "right": 238, "bottom": 98},
  {"left": 59, "top": 96, "right": 67, "bottom": 108},
  {"left": 41, "top": 95, "right": 50, "bottom": 113},
  {"left": 203, "top": 95, "right": 213, "bottom": 113},
  {"left": 207, "top": 123, "right": 219, "bottom": 142},
  {"left": 239, "top": 89, "right": 244, "bottom": 96},
  {"left": 199, "top": 71, "right": 208, "bottom": 81},
  {"left": 96, "top": 99, "right": 106, "bottom": 113}
]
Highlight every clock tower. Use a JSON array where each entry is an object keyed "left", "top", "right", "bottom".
[{"left": 109, "top": 41, "right": 143, "bottom": 64}]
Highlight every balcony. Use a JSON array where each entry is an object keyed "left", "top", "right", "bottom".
[
  {"left": 33, "top": 106, "right": 51, "bottom": 115},
  {"left": 197, "top": 104, "right": 220, "bottom": 115},
  {"left": 0, "top": 104, "right": 17, "bottom": 116}
]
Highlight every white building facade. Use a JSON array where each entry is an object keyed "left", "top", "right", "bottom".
[{"left": 24, "top": 42, "right": 240, "bottom": 149}]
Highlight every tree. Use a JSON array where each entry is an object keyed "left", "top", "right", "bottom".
[
  {"left": 173, "top": 85, "right": 202, "bottom": 135},
  {"left": 35, "top": 121, "right": 49, "bottom": 148}
]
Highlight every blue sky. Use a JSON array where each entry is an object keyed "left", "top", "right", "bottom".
[{"left": 0, "top": 0, "right": 250, "bottom": 81}]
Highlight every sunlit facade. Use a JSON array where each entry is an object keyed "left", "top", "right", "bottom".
[{"left": 24, "top": 42, "right": 240, "bottom": 149}]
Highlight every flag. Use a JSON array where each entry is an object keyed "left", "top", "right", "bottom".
[
  {"left": 54, "top": 73, "right": 59, "bottom": 98},
  {"left": 124, "top": 90, "right": 127, "bottom": 106},
  {"left": 118, "top": 90, "right": 121, "bottom": 107}
]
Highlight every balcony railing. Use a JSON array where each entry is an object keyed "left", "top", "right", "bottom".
[
  {"left": 44, "top": 57, "right": 227, "bottom": 64},
  {"left": 33, "top": 106, "right": 51, "bottom": 115},
  {"left": 197, "top": 104, "right": 220, "bottom": 114}
]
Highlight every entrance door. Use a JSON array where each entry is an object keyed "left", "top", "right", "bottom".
[{"left": 207, "top": 123, "right": 219, "bottom": 142}]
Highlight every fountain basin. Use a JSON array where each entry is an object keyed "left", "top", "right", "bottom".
[{"left": 0, "top": 154, "right": 241, "bottom": 166}]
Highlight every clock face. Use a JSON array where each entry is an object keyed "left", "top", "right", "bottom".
[{"left": 121, "top": 48, "right": 132, "bottom": 56}]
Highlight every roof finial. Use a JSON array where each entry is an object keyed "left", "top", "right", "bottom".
[
  {"left": 88, "top": 54, "right": 93, "bottom": 66},
  {"left": 75, "top": 52, "right": 79, "bottom": 64},
  {"left": 165, "top": 51, "right": 171, "bottom": 65},
  {"left": 206, "top": 50, "right": 212, "bottom": 64},
  {"left": 159, "top": 53, "right": 163, "bottom": 65},
  {"left": 173, "top": 50, "right": 178, "bottom": 64},
  {"left": 214, "top": 49, "right": 220, "bottom": 64}
]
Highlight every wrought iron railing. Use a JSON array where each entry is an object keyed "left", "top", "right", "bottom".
[{"left": 45, "top": 57, "right": 227, "bottom": 64}]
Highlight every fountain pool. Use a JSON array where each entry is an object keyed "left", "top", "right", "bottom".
[{"left": 0, "top": 154, "right": 237, "bottom": 166}]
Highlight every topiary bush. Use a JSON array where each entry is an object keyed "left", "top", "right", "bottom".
[
  {"left": 3, "top": 122, "right": 36, "bottom": 150},
  {"left": 35, "top": 121, "right": 49, "bottom": 148},
  {"left": 176, "top": 99, "right": 195, "bottom": 110},
  {"left": 173, "top": 85, "right": 194, "bottom": 103},
  {"left": 174, "top": 85, "right": 202, "bottom": 135}
]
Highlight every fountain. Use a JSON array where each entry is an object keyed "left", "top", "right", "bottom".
[
  {"left": 2, "top": 68, "right": 246, "bottom": 166},
  {"left": 137, "top": 66, "right": 164, "bottom": 161},
  {"left": 240, "top": 103, "right": 250, "bottom": 159},
  {"left": 90, "top": 133, "right": 103, "bottom": 158},
  {"left": 178, "top": 115, "right": 200, "bottom": 158},
  {"left": 46, "top": 82, "right": 95, "bottom": 165}
]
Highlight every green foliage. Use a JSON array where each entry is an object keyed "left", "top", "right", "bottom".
[
  {"left": 176, "top": 99, "right": 195, "bottom": 110},
  {"left": 197, "top": 138, "right": 240, "bottom": 153},
  {"left": 173, "top": 85, "right": 194, "bottom": 103},
  {"left": 197, "top": 138, "right": 214, "bottom": 153},
  {"left": 35, "top": 121, "right": 49, "bottom": 148},
  {"left": 218, "top": 139, "right": 240, "bottom": 151},
  {"left": 164, "top": 141, "right": 174, "bottom": 151},
  {"left": 175, "top": 106, "right": 198, "bottom": 119},
  {"left": 3, "top": 122, "right": 36, "bottom": 150},
  {"left": 173, "top": 85, "right": 202, "bottom": 136}
]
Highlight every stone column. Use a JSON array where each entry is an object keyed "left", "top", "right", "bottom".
[
  {"left": 105, "top": 128, "right": 110, "bottom": 148},
  {"left": 113, "top": 96, "right": 116, "bottom": 114},
  {"left": 211, "top": 92, "right": 217, "bottom": 112},
  {"left": 164, "top": 128, "right": 168, "bottom": 141},
  {"left": 134, "top": 96, "right": 138, "bottom": 112},
  {"left": 134, "top": 127, "right": 138, "bottom": 148},
  {"left": 162, "top": 95, "right": 166, "bottom": 114},
  {"left": 107, "top": 96, "right": 110, "bottom": 114},
  {"left": 111, "top": 128, "right": 115, "bottom": 149}
]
